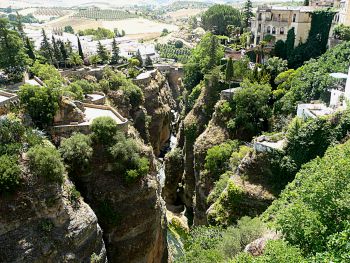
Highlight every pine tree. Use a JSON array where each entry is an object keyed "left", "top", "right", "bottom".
[
  {"left": 97, "top": 41, "right": 110, "bottom": 64},
  {"left": 304, "top": 0, "right": 310, "bottom": 6},
  {"left": 59, "top": 40, "right": 68, "bottom": 67},
  {"left": 52, "top": 36, "right": 61, "bottom": 67},
  {"left": 242, "top": 0, "right": 254, "bottom": 28},
  {"left": 208, "top": 35, "right": 219, "bottom": 70},
  {"left": 77, "top": 36, "right": 84, "bottom": 61},
  {"left": 40, "top": 29, "right": 53, "bottom": 64},
  {"left": 25, "top": 37, "right": 36, "bottom": 61},
  {"left": 110, "top": 38, "right": 119, "bottom": 65},
  {"left": 225, "top": 58, "right": 234, "bottom": 82},
  {"left": 15, "top": 12, "right": 25, "bottom": 40},
  {"left": 135, "top": 49, "right": 143, "bottom": 66},
  {"left": 145, "top": 56, "right": 153, "bottom": 66}
]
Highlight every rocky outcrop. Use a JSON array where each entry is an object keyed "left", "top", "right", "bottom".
[
  {"left": 244, "top": 231, "right": 280, "bottom": 256},
  {"left": 73, "top": 127, "right": 167, "bottom": 263},
  {"left": 140, "top": 70, "right": 176, "bottom": 156},
  {"left": 0, "top": 159, "right": 106, "bottom": 263},
  {"left": 193, "top": 105, "right": 230, "bottom": 225},
  {"left": 54, "top": 97, "right": 85, "bottom": 125}
]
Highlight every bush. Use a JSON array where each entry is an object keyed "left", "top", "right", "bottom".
[
  {"left": 0, "top": 155, "right": 21, "bottom": 193},
  {"left": 109, "top": 132, "right": 150, "bottom": 183},
  {"left": 174, "top": 40, "right": 184, "bottom": 48},
  {"left": 0, "top": 116, "right": 26, "bottom": 155},
  {"left": 205, "top": 140, "right": 239, "bottom": 180},
  {"left": 27, "top": 145, "right": 65, "bottom": 183},
  {"left": 59, "top": 133, "right": 93, "bottom": 174},
  {"left": 91, "top": 117, "right": 119, "bottom": 145}
]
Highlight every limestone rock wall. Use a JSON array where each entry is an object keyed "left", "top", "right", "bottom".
[{"left": 0, "top": 163, "right": 106, "bottom": 263}]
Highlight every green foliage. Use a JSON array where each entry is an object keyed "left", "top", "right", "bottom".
[
  {"left": 274, "top": 40, "right": 286, "bottom": 59},
  {"left": 97, "top": 41, "right": 110, "bottom": 63},
  {"left": 205, "top": 140, "right": 239, "bottom": 180},
  {"left": 30, "top": 62, "right": 63, "bottom": 82},
  {"left": 63, "top": 82, "right": 84, "bottom": 100},
  {"left": 242, "top": 0, "right": 253, "bottom": 28},
  {"left": 108, "top": 132, "right": 149, "bottom": 183},
  {"left": 67, "top": 185, "right": 81, "bottom": 207},
  {"left": 333, "top": 23, "right": 350, "bottom": 40},
  {"left": 231, "top": 240, "right": 305, "bottom": 263},
  {"left": 174, "top": 40, "right": 184, "bottom": 48},
  {"left": 225, "top": 58, "right": 234, "bottom": 82},
  {"left": 187, "top": 83, "right": 202, "bottom": 109},
  {"left": 285, "top": 27, "right": 295, "bottom": 59},
  {"left": 264, "top": 139, "right": 350, "bottom": 257},
  {"left": 78, "top": 27, "right": 115, "bottom": 40},
  {"left": 0, "top": 155, "right": 21, "bottom": 193},
  {"left": 91, "top": 116, "right": 119, "bottom": 145},
  {"left": 59, "top": 133, "right": 93, "bottom": 174},
  {"left": 68, "top": 52, "right": 83, "bottom": 68},
  {"left": 70, "top": 79, "right": 97, "bottom": 94},
  {"left": 0, "top": 18, "right": 30, "bottom": 81},
  {"left": 183, "top": 33, "right": 224, "bottom": 90},
  {"left": 231, "top": 82, "right": 272, "bottom": 140},
  {"left": 19, "top": 83, "right": 61, "bottom": 128},
  {"left": 64, "top": 25, "right": 74, "bottom": 34},
  {"left": 180, "top": 217, "right": 265, "bottom": 262},
  {"left": 27, "top": 145, "right": 65, "bottom": 183},
  {"left": 201, "top": 4, "right": 241, "bottom": 35}
]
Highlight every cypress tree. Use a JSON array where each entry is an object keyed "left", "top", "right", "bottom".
[
  {"left": 97, "top": 41, "right": 110, "bottom": 64},
  {"left": 25, "top": 37, "right": 36, "bottom": 61},
  {"left": 52, "top": 36, "right": 61, "bottom": 67},
  {"left": 77, "top": 36, "right": 84, "bottom": 61},
  {"left": 285, "top": 27, "right": 295, "bottom": 59},
  {"left": 40, "top": 29, "right": 53, "bottom": 64},
  {"left": 135, "top": 49, "right": 143, "bottom": 66},
  {"left": 110, "top": 38, "right": 119, "bottom": 65},
  {"left": 59, "top": 40, "right": 68, "bottom": 67},
  {"left": 225, "top": 58, "right": 234, "bottom": 82},
  {"left": 16, "top": 12, "right": 25, "bottom": 40},
  {"left": 145, "top": 56, "right": 153, "bottom": 66}
]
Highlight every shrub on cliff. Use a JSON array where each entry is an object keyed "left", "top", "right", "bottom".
[
  {"left": 0, "top": 155, "right": 21, "bottom": 193},
  {"left": 109, "top": 131, "right": 150, "bottom": 183},
  {"left": 205, "top": 140, "right": 239, "bottom": 180},
  {"left": 91, "top": 116, "right": 119, "bottom": 145},
  {"left": 27, "top": 145, "right": 65, "bottom": 183},
  {"left": 59, "top": 133, "right": 93, "bottom": 174}
]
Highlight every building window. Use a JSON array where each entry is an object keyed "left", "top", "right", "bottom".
[
  {"left": 258, "top": 13, "right": 262, "bottom": 20},
  {"left": 272, "top": 27, "right": 276, "bottom": 34},
  {"left": 278, "top": 14, "right": 281, "bottom": 21},
  {"left": 293, "top": 14, "right": 296, "bottom": 22},
  {"left": 267, "top": 26, "right": 271, "bottom": 34},
  {"left": 280, "top": 27, "right": 285, "bottom": 34},
  {"left": 258, "top": 24, "right": 261, "bottom": 33}
]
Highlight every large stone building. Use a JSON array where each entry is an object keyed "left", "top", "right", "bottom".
[
  {"left": 251, "top": 5, "right": 316, "bottom": 46},
  {"left": 339, "top": 0, "right": 350, "bottom": 25}
]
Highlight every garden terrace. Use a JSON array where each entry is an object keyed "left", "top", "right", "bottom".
[{"left": 0, "top": 91, "right": 18, "bottom": 115}]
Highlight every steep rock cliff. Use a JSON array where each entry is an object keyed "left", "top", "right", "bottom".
[
  {"left": 73, "top": 127, "right": 167, "bottom": 263},
  {"left": 0, "top": 158, "right": 106, "bottom": 263}
]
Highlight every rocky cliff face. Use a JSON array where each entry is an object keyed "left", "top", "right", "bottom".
[
  {"left": 0, "top": 158, "right": 106, "bottom": 263},
  {"left": 73, "top": 127, "right": 168, "bottom": 263}
]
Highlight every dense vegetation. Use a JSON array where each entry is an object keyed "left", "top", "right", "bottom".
[
  {"left": 201, "top": 4, "right": 241, "bottom": 36},
  {"left": 78, "top": 27, "right": 115, "bottom": 40}
]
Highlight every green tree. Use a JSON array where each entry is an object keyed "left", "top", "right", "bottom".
[
  {"left": 52, "top": 35, "right": 61, "bottom": 67},
  {"left": 274, "top": 39, "right": 286, "bottom": 59},
  {"left": 0, "top": 18, "right": 29, "bottom": 82},
  {"left": 242, "top": 0, "right": 253, "bottom": 28},
  {"left": 225, "top": 58, "right": 234, "bottom": 83},
  {"left": 0, "top": 155, "right": 21, "bottom": 193},
  {"left": 59, "top": 40, "right": 68, "bottom": 67},
  {"left": 97, "top": 41, "right": 110, "bottom": 64},
  {"left": 77, "top": 36, "right": 84, "bottom": 61},
  {"left": 201, "top": 4, "right": 241, "bottom": 35},
  {"left": 91, "top": 116, "right": 119, "bottom": 145},
  {"left": 145, "top": 56, "right": 153, "bottom": 66},
  {"left": 110, "top": 38, "right": 119, "bottom": 65},
  {"left": 18, "top": 83, "right": 61, "bottom": 128},
  {"left": 27, "top": 145, "right": 65, "bottom": 183},
  {"left": 304, "top": 0, "right": 310, "bottom": 5},
  {"left": 39, "top": 29, "right": 54, "bottom": 64},
  {"left": 68, "top": 52, "right": 83, "bottom": 70},
  {"left": 89, "top": 54, "right": 100, "bottom": 67},
  {"left": 59, "top": 133, "right": 93, "bottom": 174},
  {"left": 25, "top": 37, "right": 36, "bottom": 61},
  {"left": 135, "top": 49, "right": 143, "bottom": 66},
  {"left": 285, "top": 27, "right": 295, "bottom": 59},
  {"left": 64, "top": 25, "right": 74, "bottom": 34}
]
